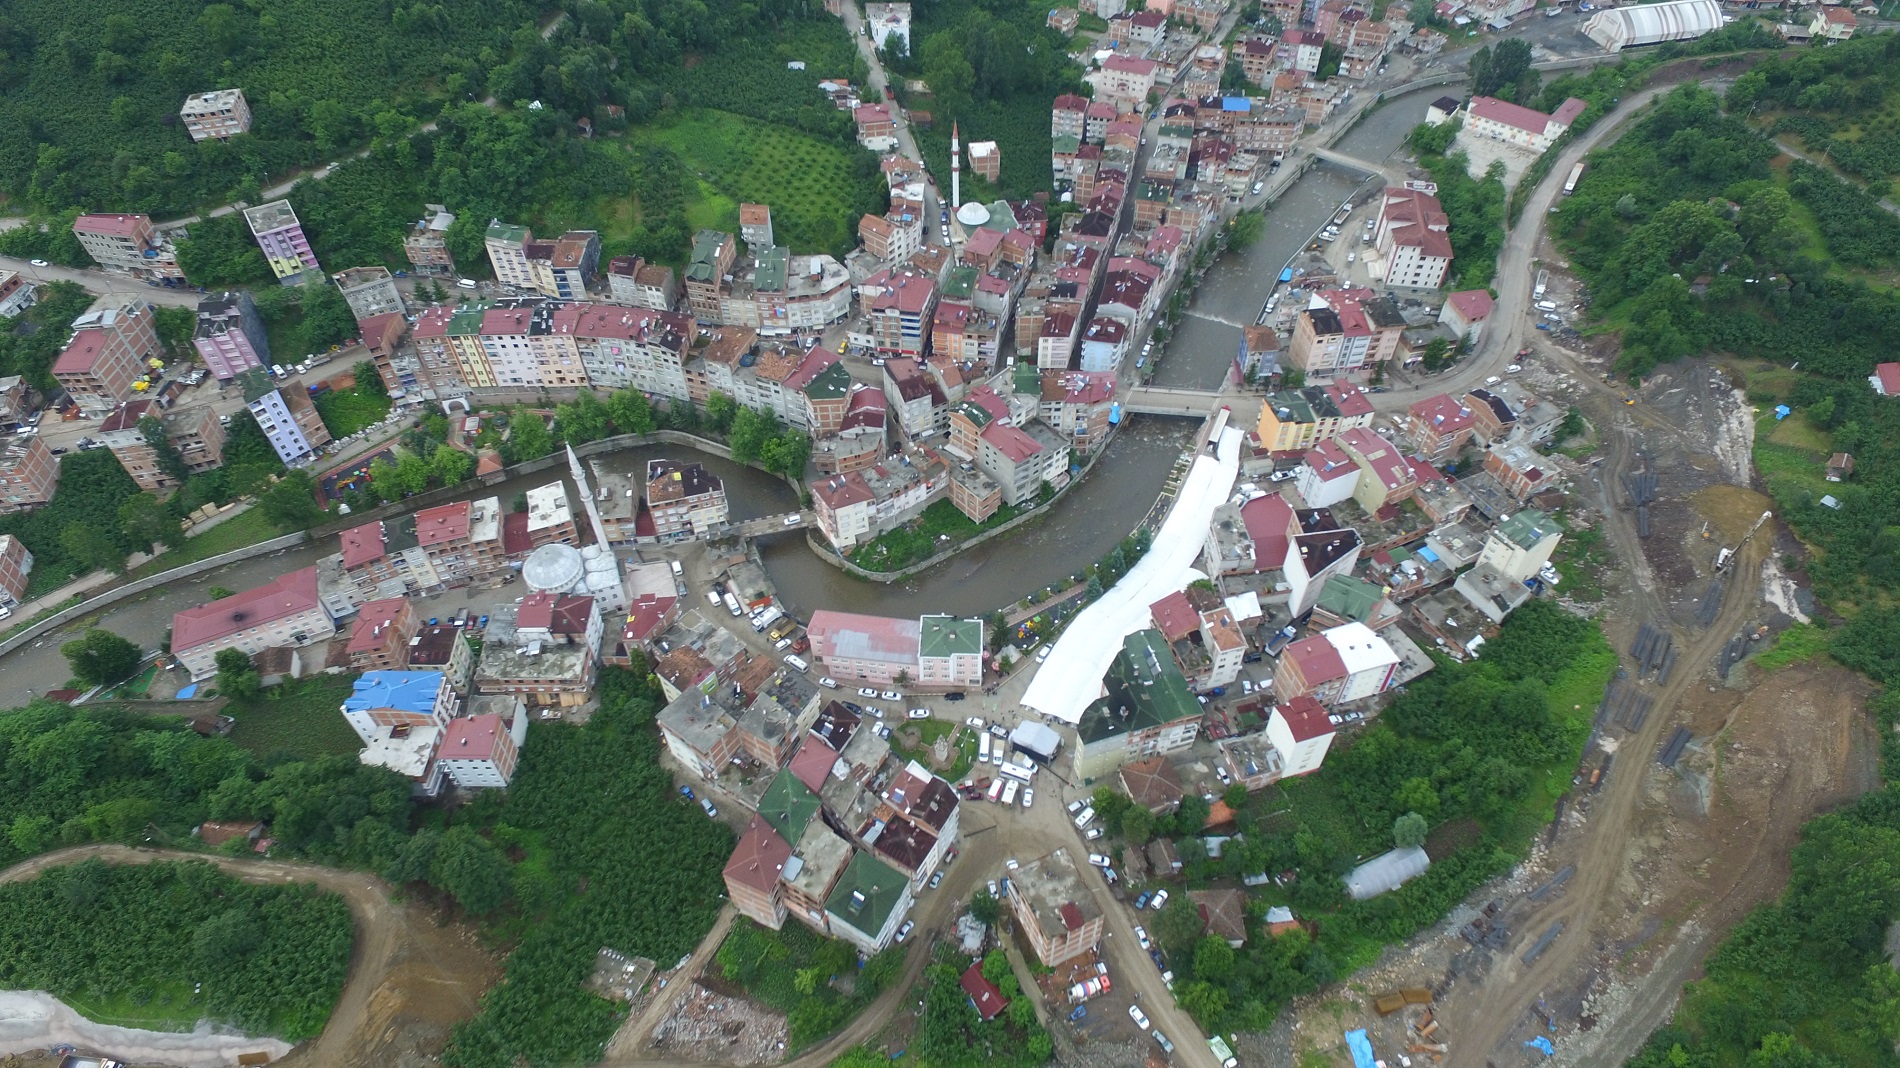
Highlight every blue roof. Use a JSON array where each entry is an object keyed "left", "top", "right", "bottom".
[
  {"left": 1222, "top": 97, "right": 1252, "bottom": 112},
  {"left": 344, "top": 670, "right": 445, "bottom": 715},
  {"left": 1415, "top": 546, "right": 1440, "bottom": 563}
]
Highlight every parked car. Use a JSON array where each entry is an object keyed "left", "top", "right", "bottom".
[
  {"left": 880, "top": 689, "right": 902, "bottom": 701},
  {"left": 1067, "top": 799, "right": 1086, "bottom": 814},
  {"left": 1005, "top": 857, "right": 1019, "bottom": 870},
  {"left": 1068, "top": 1005, "right": 1088, "bottom": 1022},
  {"left": 1128, "top": 1005, "right": 1151, "bottom": 1031},
  {"left": 819, "top": 676, "right": 838, "bottom": 688},
  {"left": 895, "top": 920, "right": 916, "bottom": 943},
  {"left": 1085, "top": 827, "right": 1103, "bottom": 840},
  {"left": 944, "top": 691, "right": 966, "bottom": 701},
  {"left": 1035, "top": 645, "right": 1052, "bottom": 663},
  {"left": 1154, "top": 1031, "right": 1174, "bottom": 1054},
  {"left": 1021, "top": 788, "right": 1034, "bottom": 808},
  {"left": 1134, "top": 891, "right": 1152, "bottom": 910},
  {"left": 987, "top": 879, "right": 999, "bottom": 897},
  {"left": 1150, "top": 889, "right": 1169, "bottom": 910},
  {"left": 699, "top": 797, "right": 718, "bottom": 817},
  {"left": 907, "top": 708, "right": 931, "bottom": 720},
  {"left": 967, "top": 717, "right": 987, "bottom": 729},
  {"left": 1134, "top": 924, "right": 1153, "bottom": 949},
  {"left": 858, "top": 687, "right": 879, "bottom": 698},
  {"left": 928, "top": 870, "right": 944, "bottom": 889},
  {"left": 1089, "top": 853, "right": 1110, "bottom": 867}
]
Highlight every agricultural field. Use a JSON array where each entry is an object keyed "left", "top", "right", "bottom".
[{"left": 225, "top": 675, "right": 365, "bottom": 760}]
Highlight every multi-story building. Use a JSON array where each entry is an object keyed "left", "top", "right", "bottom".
[
  {"left": 334, "top": 266, "right": 404, "bottom": 320},
  {"left": 1089, "top": 55, "right": 1159, "bottom": 110},
  {"left": 810, "top": 470, "right": 878, "bottom": 549},
  {"left": 1335, "top": 425, "right": 1416, "bottom": 513},
  {"left": 975, "top": 419, "right": 1061, "bottom": 506},
  {"left": 1465, "top": 96, "right": 1587, "bottom": 155},
  {"left": 345, "top": 597, "right": 422, "bottom": 671},
  {"left": 824, "top": 851, "right": 915, "bottom": 955},
  {"left": 242, "top": 200, "right": 321, "bottom": 285},
  {"left": 192, "top": 291, "right": 270, "bottom": 380},
  {"left": 0, "top": 533, "right": 31, "bottom": 607},
  {"left": 357, "top": 312, "right": 414, "bottom": 397},
  {"left": 1273, "top": 622, "right": 1400, "bottom": 704},
  {"left": 179, "top": 88, "right": 251, "bottom": 141},
  {"left": 863, "top": 268, "right": 937, "bottom": 357},
  {"left": 1403, "top": 393, "right": 1477, "bottom": 462},
  {"left": 0, "top": 434, "right": 56, "bottom": 514},
  {"left": 340, "top": 669, "right": 458, "bottom": 745},
  {"left": 1476, "top": 509, "right": 1561, "bottom": 583},
  {"left": 554, "top": 302, "right": 694, "bottom": 395},
  {"left": 523, "top": 481, "right": 578, "bottom": 550},
  {"left": 685, "top": 230, "right": 740, "bottom": 321},
  {"left": 883, "top": 359, "right": 945, "bottom": 440},
  {"left": 409, "top": 623, "right": 478, "bottom": 694},
  {"left": 52, "top": 302, "right": 158, "bottom": 415},
  {"left": 241, "top": 370, "right": 332, "bottom": 464},
  {"left": 476, "top": 594, "right": 602, "bottom": 707},
  {"left": 1439, "top": 289, "right": 1494, "bottom": 342},
  {"left": 739, "top": 203, "right": 775, "bottom": 249},
  {"left": 808, "top": 610, "right": 922, "bottom": 686},
  {"left": 1037, "top": 369, "right": 1116, "bottom": 454},
  {"left": 485, "top": 223, "right": 602, "bottom": 299},
  {"left": 604, "top": 256, "right": 680, "bottom": 311},
  {"left": 1287, "top": 292, "right": 1404, "bottom": 382},
  {"left": 1375, "top": 186, "right": 1452, "bottom": 290},
  {"left": 70, "top": 214, "right": 184, "bottom": 280},
  {"left": 338, "top": 516, "right": 443, "bottom": 601},
  {"left": 725, "top": 817, "right": 796, "bottom": 929},
  {"left": 859, "top": 211, "right": 923, "bottom": 263},
  {"left": 1256, "top": 384, "right": 1376, "bottom": 452},
  {"left": 646, "top": 459, "right": 729, "bottom": 540},
  {"left": 1074, "top": 629, "right": 1203, "bottom": 779},
  {"left": 0, "top": 271, "right": 34, "bottom": 319},
  {"left": 171, "top": 566, "right": 338, "bottom": 679},
  {"left": 1008, "top": 849, "right": 1105, "bottom": 967},
  {"left": 916, "top": 615, "right": 984, "bottom": 689},
  {"left": 414, "top": 497, "right": 508, "bottom": 584},
  {"left": 439, "top": 709, "right": 529, "bottom": 789},
  {"left": 403, "top": 206, "right": 457, "bottom": 275},
  {"left": 98, "top": 400, "right": 223, "bottom": 491}
]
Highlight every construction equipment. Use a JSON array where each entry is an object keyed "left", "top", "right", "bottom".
[{"left": 1714, "top": 510, "right": 1774, "bottom": 573}]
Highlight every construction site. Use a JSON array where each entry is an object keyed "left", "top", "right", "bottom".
[{"left": 1257, "top": 330, "right": 1881, "bottom": 1068}]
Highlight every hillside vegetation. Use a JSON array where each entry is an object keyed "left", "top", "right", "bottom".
[{"left": 1555, "top": 71, "right": 1900, "bottom": 1068}]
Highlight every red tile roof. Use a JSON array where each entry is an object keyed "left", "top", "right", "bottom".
[
  {"left": 959, "top": 962, "right": 1010, "bottom": 1020},
  {"left": 1408, "top": 393, "right": 1475, "bottom": 435},
  {"left": 347, "top": 598, "right": 410, "bottom": 655},
  {"left": 811, "top": 471, "right": 876, "bottom": 509},
  {"left": 1549, "top": 97, "right": 1588, "bottom": 127},
  {"left": 1445, "top": 289, "right": 1494, "bottom": 322},
  {"left": 442, "top": 713, "right": 507, "bottom": 762},
  {"left": 1469, "top": 95, "right": 1556, "bottom": 136},
  {"left": 1304, "top": 438, "right": 1356, "bottom": 480},
  {"left": 340, "top": 521, "right": 386, "bottom": 569},
  {"left": 73, "top": 213, "right": 148, "bottom": 237},
  {"left": 788, "top": 734, "right": 839, "bottom": 794},
  {"left": 1876, "top": 362, "right": 1900, "bottom": 395},
  {"left": 1284, "top": 632, "right": 1347, "bottom": 686},
  {"left": 172, "top": 567, "right": 323, "bottom": 652},
  {"left": 623, "top": 593, "right": 677, "bottom": 643},
  {"left": 1240, "top": 493, "right": 1295, "bottom": 568},
  {"left": 52, "top": 330, "right": 111, "bottom": 375},
  {"left": 979, "top": 421, "right": 1042, "bottom": 464},
  {"left": 724, "top": 816, "right": 794, "bottom": 894},
  {"left": 1276, "top": 693, "right": 1334, "bottom": 742},
  {"left": 1149, "top": 591, "right": 1200, "bottom": 642},
  {"left": 414, "top": 502, "right": 471, "bottom": 547}
]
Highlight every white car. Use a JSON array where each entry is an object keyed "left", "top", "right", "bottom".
[
  {"left": 819, "top": 677, "right": 838, "bottom": 689},
  {"left": 987, "top": 879, "right": 999, "bottom": 897},
  {"left": 1067, "top": 799, "right": 1086, "bottom": 814},
  {"left": 1085, "top": 826, "right": 1103, "bottom": 840},
  {"left": 896, "top": 920, "right": 916, "bottom": 943},
  {"left": 858, "top": 687, "right": 879, "bottom": 699},
  {"left": 1035, "top": 645, "right": 1052, "bottom": 663},
  {"left": 28, "top": 259, "right": 47, "bottom": 267},
  {"left": 1149, "top": 889, "right": 1169, "bottom": 911},
  {"left": 880, "top": 689, "right": 902, "bottom": 701},
  {"left": 1128, "top": 1005, "right": 1151, "bottom": 1031},
  {"left": 1005, "top": 857, "right": 1019, "bottom": 871},
  {"left": 967, "top": 716, "right": 986, "bottom": 729},
  {"left": 907, "top": 708, "right": 932, "bottom": 720},
  {"left": 1134, "top": 924, "right": 1151, "bottom": 948},
  {"left": 1088, "top": 853, "right": 1110, "bottom": 867},
  {"left": 1021, "top": 788, "right": 1034, "bottom": 808}
]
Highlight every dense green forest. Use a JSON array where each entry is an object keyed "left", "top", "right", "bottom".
[
  {"left": 0, "top": 663, "right": 734, "bottom": 1063},
  {"left": 1741, "top": 32, "right": 1900, "bottom": 189},
  {"left": 886, "top": 0, "right": 1086, "bottom": 200},
  {"left": 0, "top": 859, "right": 352, "bottom": 1039},
  {"left": 1555, "top": 74, "right": 1900, "bottom": 1068},
  {"left": 1087, "top": 601, "right": 1613, "bottom": 1034}
]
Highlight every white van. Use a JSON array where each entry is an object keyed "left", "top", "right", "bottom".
[
  {"left": 457, "top": 278, "right": 478, "bottom": 289},
  {"left": 669, "top": 560, "right": 684, "bottom": 578},
  {"left": 783, "top": 654, "right": 809, "bottom": 673},
  {"left": 1535, "top": 300, "right": 1559, "bottom": 312}
]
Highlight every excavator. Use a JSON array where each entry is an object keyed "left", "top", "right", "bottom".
[{"left": 1714, "top": 511, "right": 1773, "bottom": 573}]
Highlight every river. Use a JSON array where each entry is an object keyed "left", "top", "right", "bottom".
[{"left": 1147, "top": 87, "right": 1461, "bottom": 391}]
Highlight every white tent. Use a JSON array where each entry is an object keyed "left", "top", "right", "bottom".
[
  {"left": 1584, "top": 0, "right": 1723, "bottom": 51},
  {"left": 1021, "top": 425, "right": 1244, "bottom": 724},
  {"left": 1008, "top": 721, "right": 1063, "bottom": 761}
]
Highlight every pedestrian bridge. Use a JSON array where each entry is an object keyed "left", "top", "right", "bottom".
[
  {"left": 1120, "top": 385, "right": 1232, "bottom": 417},
  {"left": 729, "top": 512, "right": 812, "bottom": 538}
]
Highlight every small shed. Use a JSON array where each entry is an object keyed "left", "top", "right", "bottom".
[{"left": 1826, "top": 452, "right": 1854, "bottom": 482}]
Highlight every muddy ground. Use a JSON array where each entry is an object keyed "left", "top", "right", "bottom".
[{"left": 1268, "top": 307, "right": 1882, "bottom": 1068}]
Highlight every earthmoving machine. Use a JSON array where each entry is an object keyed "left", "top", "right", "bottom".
[{"left": 1714, "top": 511, "right": 1773, "bottom": 573}]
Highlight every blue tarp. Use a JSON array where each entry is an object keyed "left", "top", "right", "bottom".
[
  {"left": 176, "top": 683, "right": 198, "bottom": 699},
  {"left": 1345, "top": 1030, "right": 1376, "bottom": 1068},
  {"left": 1278, "top": 267, "right": 1295, "bottom": 283},
  {"left": 1525, "top": 1036, "right": 1554, "bottom": 1057},
  {"left": 1774, "top": 405, "right": 1792, "bottom": 420}
]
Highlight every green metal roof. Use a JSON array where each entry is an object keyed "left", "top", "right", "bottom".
[
  {"left": 1053, "top": 134, "right": 1081, "bottom": 155},
  {"left": 1314, "top": 574, "right": 1384, "bottom": 623},
  {"left": 686, "top": 230, "right": 728, "bottom": 282},
  {"left": 754, "top": 246, "right": 789, "bottom": 294},
  {"left": 485, "top": 221, "right": 528, "bottom": 245},
  {"left": 1496, "top": 509, "right": 1556, "bottom": 550},
  {"left": 237, "top": 369, "right": 275, "bottom": 404},
  {"left": 919, "top": 615, "right": 982, "bottom": 658},
  {"left": 757, "top": 769, "right": 820, "bottom": 844},
  {"left": 446, "top": 301, "right": 491, "bottom": 336},
  {"left": 952, "top": 401, "right": 993, "bottom": 430},
  {"left": 824, "top": 850, "right": 909, "bottom": 939},
  {"left": 1012, "top": 363, "right": 1041, "bottom": 395},
  {"left": 941, "top": 266, "right": 978, "bottom": 301},
  {"left": 804, "top": 361, "right": 851, "bottom": 401},
  {"left": 1076, "top": 629, "right": 1199, "bottom": 745}
]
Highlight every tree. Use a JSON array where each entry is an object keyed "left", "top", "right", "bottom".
[
  {"left": 1123, "top": 804, "right": 1155, "bottom": 846},
  {"left": 61, "top": 628, "right": 142, "bottom": 687},
  {"left": 354, "top": 361, "right": 387, "bottom": 399},
  {"left": 505, "top": 407, "right": 553, "bottom": 462},
  {"left": 1175, "top": 979, "right": 1230, "bottom": 1029},
  {"left": 118, "top": 493, "right": 177, "bottom": 554},
  {"left": 556, "top": 390, "right": 610, "bottom": 444},
  {"left": 260, "top": 471, "right": 326, "bottom": 531},
  {"left": 1223, "top": 783, "right": 1251, "bottom": 811},
  {"left": 969, "top": 891, "right": 1001, "bottom": 926},
  {"left": 193, "top": 906, "right": 262, "bottom": 964},
  {"left": 429, "top": 826, "right": 512, "bottom": 915},
  {"left": 137, "top": 415, "right": 194, "bottom": 488},
  {"left": 60, "top": 523, "right": 126, "bottom": 575},
  {"left": 432, "top": 445, "right": 473, "bottom": 487},
  {"left": 215, "top": 648, "right": 262, "bottom": 700},
  {"left": 607, "top": 388, "right": 656, "bottom": 435},
  {"left": 1156, "top": 891, "right": 1207, "bottom": 956},
  {"left": 1227, "top": 211, "right": 1266, "bottom": 250},
  {"left": 1193, "top": 935, "right": 1237, "bottom": 984},
  {"left": 704, "top": 392, "right": 738, "bottom": 436},
  {"left": 1393, "top": 811, "right": 1429, "bottom": 849},
  {"left": 392, "top": 452, "right": 432, "bottom": 497},
  {"left": 1557, "top": 406, "right": 1587, "bottom": 443}
]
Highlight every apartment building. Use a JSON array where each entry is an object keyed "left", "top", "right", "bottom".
[
  {"left": 404, "top": 206, "right": 457, "bottom": 275},
  {"left": 1263, "top": 694, "right": 1335, "bottom": 778},
  {"left": 476, "top": 594, "right": 602, "bottom": 707},
  {"left": 172, "top": 567, "right": 338, "bottom": 679},
  {"left": 1476, "top": 509, "right": 1561, "bottom": 583},
  {"left": 808, "top": 610, "right": 923, "bottom": 687},
  {"left": 0, "top": 272, "right": 33, "bottom": 319},
  {"left": 192, "top": 291, "right": 270, "bottom": 380},
  {"left": 345, "top": 597, "right": 422, "bottom": 671},
  {"left": 1287, "top": 292, "right": 1404, "bottom": 382},
  {"left": 1375, "top": 186, "right": 1452, "bottom": 290},
  {"left": 859, "top": 211, "right": 923, "bottom": 263},
  {"left": 1273, "top": 622, "right": 1400, "bottom": 704},
  {"left": 863, "top": 268, "right": 938, "bottom": 357},
  {"left": 604, "top": 256, "right": 680, "bottom": 311},
  {"left": 241, "top": 370, "right": 332, "bottom": 464},
  {"left": 0, "top": 435, "right": 57, "bottom": 514},
  {"left": 1037, "top": 369, "right": 1117, "bottom": 453},
  {"left": 242, "top": 200, "right": 321, "bottom": 285},
  {"left": 179, "top": 88, "right": 251, "bottom": 141},
  {"left": 1335, "top": 425, "right": 1417, "bottom": 512},
  {"left": 810, "top": 470, "right": 878, "bottom": 548},
  {"left": 0, "top": 533, "right": 31, "bottom": 606},
  {"left": 685, "top": 230, "right": 740, "bottom": 320},
  {"left": 340, "top": 669, "right": 457, "bottom": 744},
  {"left": 551, "top": 302, "right": 693, "bottom": 394},
  {"left": 1465, "top": 96, "right": 1587, "bottom": 155},
  {"left": 334, "top": 266, "right": 404, "bottom": 320},
  {"left": 824, "top": 851, "right": 914, "bottom": 954},
  {"left": 70, "top": 214, "right": 185, "bottom": 280},
  {"left": 52, "top": 302, "right": 159, "bottom": 415},
  {"left": 726, "top": 817, "right": 796, "bottom": 929},
  {"left": 975, "top": 419, "right": 1062, "bottom": 506},
  {"left": 407, "top": 305, "right": 470, "bottom": 400},
  {"left": 916, "top": 615, "right": 983, "bottom": 689},
  {"left": 485, "top": 222, "right": 602, "bottom": 299},
  {"left": 1074, "top": 629, "right": 1203, "bottom": 780},
  {"left": 646, "top": 459, "right": 729, "bottom": 539},
  {"left": 1403, "top": 393, "right": 1477, "bottom": 463},
  {"left": 439, "top": 708, "right": 528, "bottom": 789},
  {"left": 415, "top": 497, "right": 507, "bottom": 583},
  {"left": 339, "top": 515, "right": 443, "bottom": 601},
  {"left": 98, "top": 400, "right": 224, "bottom": 491},
  {"left": 1089, "top": 56, "right": 1159, "bottom": 110},
  {"left": 522, "top": 481, "right": 578, "bottom": 551},
  {"left": 1008, "top": 850, "right": 1104, "bottom": 967},
  {"left": 357, "top": 313, "right": 415, "bottom": 397}
]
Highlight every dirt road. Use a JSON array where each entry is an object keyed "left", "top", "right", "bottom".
[{"left": 0, "top": 844, "right": 494, "bottom": 1068}]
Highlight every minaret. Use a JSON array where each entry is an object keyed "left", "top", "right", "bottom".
[{"left": 951, "top": 121, "right": 962, "bottom": 211}]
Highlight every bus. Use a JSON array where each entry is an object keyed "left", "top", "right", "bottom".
[
  {"left": 1562, "top": 162, "right": 1585, "bottom": 196},
  {"left": 979, "top": 733, "right": 993, "bottom": 764},
  {"left": 998, "top": 761, "right": 1035, "bottom": 785},
  {"left": 986, "top": 778, "right": 1006, "bottom": 803},
  {"left": 1000, "top": 780, "right": 1020, "bottom": 806}
]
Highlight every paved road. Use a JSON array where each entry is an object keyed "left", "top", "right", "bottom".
[{"left": 840, "top": 3, "right": 943, "bottom": 242}]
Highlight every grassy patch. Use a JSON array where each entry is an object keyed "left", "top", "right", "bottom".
[
  {"left": 312, "top": 387, "right": 392, "bottom": 439},
  {"left": 890, "top": 719, "right": 977, "bottom": 781},
  {"left": 129, "top": 509, "right": 287, "bottom": 580},
  {"left": 847, "top": 498, "right": 1026, "bottom": 572},
  {"left": 1766, "top": 410, "right": 1832, "bottom": 453},
  {"left": 1752, "top": 621, "right": 1832, "bottom": 672},
  {"left": 1550, "top": 523, "right": 1612, "bottom": 603},
  {"left": 225, "top": 675, "right": 365, "bottom": 761},
  {"left": 618, "top": 109, "right": 874, "bottom": 258},
  {"left": 713, "top": 918, "right": 904, "bottom": 1051},
  {"left": 61, "top": 983, "right": 201, "bottom": 1033},
  {"left": 1753, "top": 410, "right": 1837, "bottom": 503}
]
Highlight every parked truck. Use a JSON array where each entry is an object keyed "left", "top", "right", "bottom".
[
  {"left": 752, "top": 605, "right": 784, "bottom": 633},
  {"left": 1068, "top": 976, "right": 1112, "bottom": 1002}
]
